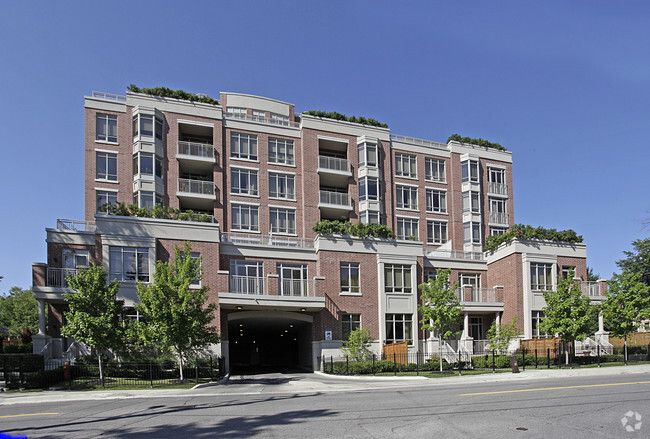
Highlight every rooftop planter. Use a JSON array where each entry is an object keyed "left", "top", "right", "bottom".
[
  {"left": 313, "top": 220, "right": 395, "bottom": 239},
  {"left": 447, "top": 134, "right": 507, "bottom": 151},
  {"left": 304, "top": 111, "right": 388, "bottom": 128},
  {"left": 127, "top": 85, "right": 219, "bottom": 106},
  {"left": 99, "top": 202, "right": 214, "bottom": 223},
  {"left": 484, "top": 224, "right": 583, "bottom": 252}
]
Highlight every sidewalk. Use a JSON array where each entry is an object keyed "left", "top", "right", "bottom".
[{"left": 3, "top": 363, "right": 650, "bottom": 406}]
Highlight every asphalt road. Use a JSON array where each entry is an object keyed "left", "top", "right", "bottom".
[{"left": 2, "top": 369, "right": 650, "bottom": 438}]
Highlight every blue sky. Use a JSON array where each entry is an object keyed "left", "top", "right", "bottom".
[{"left": 1, "top": 1, "right": 649, "bottom": 292}]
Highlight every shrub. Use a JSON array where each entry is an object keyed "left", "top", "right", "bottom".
[
  {"left": 484, "top": 224, "right": 583, "bottom": 252},
  {"left": 2, "top": 342, "right": 33, "bottom": 354},
  {"left": 100, "top": 202, "right": 212, "bottom": 223},
  {"left": 128, "top": 85, "right": 219, "bottom": 106},
  {"left": 447, "top": 134, "right": 506, "bottom": 151},
  {"left": 24, "top": 367, "right": 65, "bottom": 389},
  {"left": 313, "top": 220, "right": 395, "bottom": 239}
]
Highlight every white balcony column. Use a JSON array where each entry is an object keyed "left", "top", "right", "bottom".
[
  {"left": 462, "top": 312, "right": 470, "bottom": 339},
  {"left": 38, "top": 300, "right": 46, "bottom": 335},
  {"left": 495, "top": 311, "right": 501, "bottom": 327}
]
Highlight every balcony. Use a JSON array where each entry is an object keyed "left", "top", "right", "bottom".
[
  {"left": 228, "top": 275, "right": 315, "bottom": 297},
  {"left": 456, "top": 286, "right": 504, "bottom": 312},
  {"left": 580, "top": 281, "right": 605, "bottom": 300},
  {"left": 489, "top": 211, "right": 509, "bottom": 225},
  {"left": 488, "top": 182, "right": 508, "bottom": 197},
  {"left": 318, "top": 155, "right": 352, "bottom": 187},
  {"left": 177, "top": 178, "right": 215, "bottom": 198},
  {"left": 425, "top": 249, "right": 484, "bottom": 261},
  {"left": 318, "top": 190, "right": 352, "bottom": 220},
  {"left": 230, "top": 275, "right": 265, "bottom": 295},
  {"left": 56, "top": 219, "right": 96, "bottom": 232},
  {"left": 225, "top": 112, "right": 300, "bottom": 128},
  {"left": 47, "top": 268, "right": 78, "bottom": 288},
  {"left": 221, "top": 232, "right": 314, "bottom": 248}
]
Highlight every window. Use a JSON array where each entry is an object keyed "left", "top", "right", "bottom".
[
  {"left": 396, "top": 185, "right": 417, "bottom": 210},
  {"left": 189, "top": 252, "right": 201, "bottom": 287},
  {"left": 109, "top": 247, "right": 149, "bottom": 282},
  {"left": 96, "top": 190, "right": 117, "bottom": 212},
  {"left": 252, "top": 109, "right": 265, "bottom": 120},
  {"left": 230, "top": 260, "right": 263, "bottom": 294},
  {"left": 385, "top": 313, "right": 413, "bottom": 345},
  {"left": 270, "top": 113, "right": 289, "bottom": 125},
  {"left": 530, "top": 263, "right": 553, "bottom": 291},
  {"left": 232, "top": 204, "right": 259, "bottom": 231},
  {"left": 490, "top": 227, "right": 507, "bottom": 236},
  {"left": 96, "top": 114, "right": 117, "bottom": 143},
  {"left": 397, "top": 218, "right": 418, "bottom": 240},
  {"left": 561, "top": 266, "right": 576, "bottom": 280},
  {"left": 231, "top": 168, "right": 258, "bottom": 196},
  {"left": 360, "top": 211, "right": 380, "bottom": 224},
  {"left": 268, "top": 138, "right": 294, "bottom": 165},
  {"left": 270, "top": 207, "right": 296, "bottom": 234},
  {"left": 340, "top": 263, "right": 360, "bottom": 294},
  {"left": 395, "top": 153, "right": 417, "bottom": 178},
  {"left": 461, "top": 160, "right": 479, "bottom": 183},
  {"left": 489, "top": 198, "right": 506, "bottom": 213},
  {"left": 459, "top": 273, "right": 480, "bottom": 289},
  {"left": 469, "top": 317, "right": 483, "bottom": 339},
  {"left": 341, "top": 314, "right": 361, "bottom": 340},
  {"left": 358, "top": 143, "right": 378, "bottom": 168},
  {"left": 463, "top": 222, "right": 481, "bottom": 244},
  {"left": 62, "top": 249, "right": 89, "bottom": 270},
  {"left": 227, "top": 107, "right": 246, "bottom": 116},
  {"left": 132, "top": 115, "right": 163, "bottom": 139},
  {"left": 133, "top": 152, "right": 162, "bottom": 178},
  {"left": 462, "top": 191, "right": 480, "bottom": 213},
  {"left": 427, "top": 220, "right": 448, "bottom": 244},
  {"left": 134, "top": 191, "right": 157, "bottom": 209},
  {"left": 426, "top": 189, "right": 446, "bottom": 213},
  {"left": 532, "top": 311, "right": 547, "bottom": 338},
  {"left": 425, "top": 158, "right": 445, "bottom": 182},
  {"left": 231, "top": 133, "right": 258, "bottom": 160},
  {"left": 278, "top": 263, "right": 308, "bottom": 296},
  {"left": 269, "top": 173, "right": 295, "bottom": 199},
  {"left": 359, "top": 177, "right": 380, "bottom": 201},
  {"left": 96, "top": 152, "right": 117, "bottom": 181},
  {"left": 384, "top": 265, "right": 412, "bottom": 294},
  {"left": 425, "top": 270, "right": 437, "bottom": 281},
  {"left": 488, "top": 167, "right": 505, "bottom": 184}
]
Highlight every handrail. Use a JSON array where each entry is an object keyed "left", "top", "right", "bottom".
[
  {"left": 92, "top": 91, "right": 127, "bottom": 102},
  {"left": 489, "top": 211, "right": 509, "bottom": 225},
  {"left": 178, "top": 178, "right": 215, "bottom": 195},
  {"left": 177, "top": 140, "right": 215, "bottom": 159},
  {"left": 319, "top": 190, "right": 351, "bottom": 207},
  {"left": 221, "top": 232, "right": 314, "bottom": 248},
  {"left": 488, "top": 182, "right": 508, "bottom": 196},
  {"left": 225, "top": 112, "right": 300, "bottom": 128},
  {"left": 57, "top": 219, "right": 96, "bottom": 232},
  {"left": 390, "top": 134, "right": 447, "bottom": 149},
  {"left": 425, "top": 249, "right": 484, "bottom": 261},
  {"left": 318, "top": 155, "right": 351, "bottom": 173},
  {"left": 47, "top": 268, "right": 78, "bottom": 287}
]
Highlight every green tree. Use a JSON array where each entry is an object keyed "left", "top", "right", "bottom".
[
  {"left": 418, "top": 268, "right": 462, "bottom": 371},
  {"left": 586, "top": 267, "right": 600, "bottom": 282},
  {"left": 539, "top": 273, "right": 592, "bottom": 364},
  {"left": 61, "top": 264, "right": 124, "bottom": 382},
  {"left": 486, "top": 317, "right": 520, "bottom": 355},
  {"left": 136, "top": 243, "right": 219, "bottom": 380},
  {"left": 601, "top": 271, "right": 650, "bottom": 362},
  {"left": 340, "top": 327, "right": 373, "bottom": 361},
  {"left": 0, "top": 287, "right": 39, "bottom": 339},
  {"left": 617, "top": 238, "right": 650, "bottom": 286}
]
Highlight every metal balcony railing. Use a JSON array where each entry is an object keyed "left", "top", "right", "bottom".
[
  {"left": 46, "top": 268, "right": 78, "bottom": 287},
  {"left": 457, "top": 287, "right": 498, "bottom": 303},
  {"left": 488, "top": 182, "right": 508, "bottom": 196},
  {"left": 425, "top": 249, "right": 484, "bottom": 261},
  {"left": 229, "top": 275, "right": 265, "bottom": 295},
  {"left": 390, "top": 134, "right": 447, "bottom": 149},
  {"left": 580, "top": 281, "right": 602, "bottom": 297},
  {"left": 489, "top": 211, "right": 509, "bottom": 224},
  {"left": 280, "top": 279, "right": 314, "bottom": 297},
  {"left": 221, "top": 233, "right": 314, "bottom": 248},
  {"left": 57, "top": 219, "right": 96, "bottom": 232},
  {"left": 92, "top": 91, "right": 126, "bottom": 102},
  {"left": 177, "top": 141, "right": 215, "bottom": 159},
  {"left": 319, "top": 190, "right": 351, "bottom": 207},
  {"left": 225, "top": 112, "right": 300, "bottom": 128},
  {"left": 178, "top": 178, "right": 215, "bottom": 196},
  {"left": 318, "top": 155, "right": 351, "bottom": 173}
]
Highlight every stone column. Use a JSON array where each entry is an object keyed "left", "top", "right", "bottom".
[
  {"left": 38, "top": 300, "right": 46, "bottom": 335},
  {"left": 495, "top": 311, "right": 501, "bottom": 327},
  {"left": 462, "top": 312, "right": 470, "bottom": 339}
]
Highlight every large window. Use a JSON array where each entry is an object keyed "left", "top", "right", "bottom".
[
  {"left": 397, "top": 218, "right": 418, "bottom": 240},
  {"left": 426, "top": 189, "right": 446, "bottom": 213},
  {"left": 96, "top": 190, "right": 117, "bottom": 212},
  {"left": 384, "top": 264, "right": 412, "bottom": 294},
  {"left": 269, "top": 172, "right": 295, "bottom": 199},
  {"left": 425, "top": 158, "right": 445, "bottom": 182},
  {"left": 359, "top": 177, "right": 380, "bottom": 201},
  {"left": 459, "top": 273, "right": 480, "bottom": 289},
  {"left": 232, "top": 204, "right": 259, "bottom": 231},
  {"left": 268, "top": 138, "right": 294, "bottom": 165},
  {"left": 132, "top": 114, "right": 163, "bottom": 140},
  {"left": 385, "top": 313, "right": 413, "bottom": 345},
  {"left": 109, "top": 247, "right": 149, "bottom": 282},
  {"left": 133, "top": 153, "right": 163, "bottom": 178},
  {"left": 231, "top": 168, "right": 258, "bottom": 196},
  {"left": 490, "top": 227, "right": 507, "bottom": 236},
  {"left": 427, "top": 220, "right": 448, "bottom": 244},
  {"left": 358, "top": 143, "right": 378, "bottom": 168},
  {"left": 230, "top": 260, "right": 263, "bottom": 294},
  {"left": 96, "top": 114, "right": 117, "bottom": 143},
  {"left": 396, "top": 185, "right": 417, "bottom": 210},
  {"left": 488, "top": 167, "right": 505, "bottom": 184},
  {"left": 269, "top": 207, "right": 296, "bottom": 234},
  {"left": 530, "top": 263, "right": 553, "bottom": 291},
  {"left": 360, "top": 211, "right": 380, "bottom": 224},
  {"left": 231, "top": 133, "right": 258, "bottom": 160},
  {"left": 462, "top": 191, "right": 480, "bottom": 213},
  {"left": 96, "top": 152, "right": 117, "bottom": 181},
  {"left": 461, "top": 160, "right": 479, "bottom": 183},
  {"left": 531, "top": 311, "right": 547, "bottom": 338},
  {"left": 395, "top": 153, "right": 417, "bottom": 178},
  {"left": 133, "top": 191, "right": 160, "bottom": 209},
  {"left": 463, "top": 221, "right": 481, "bottom": 244},
  {"left": 270, "top": 113, "right": 289, "bottom": 125},
  {"left": 278, "top": 264, "right": 308, "bottom": 296},
  {"left": 340, "top": 262, "right": 360, "bottom": 294},
  {"left": 341, "top": 314, "right": 361, "bottom": 341}
]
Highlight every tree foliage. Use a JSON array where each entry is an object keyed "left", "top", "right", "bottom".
[
  {"left": 447, "top": 133, "right": 507, "bottom": 151},
  {"left": 304, "top": 110, "right": 388, "bottom": 128},
  {"left": 586, "top": 267, "right": 600, "bottom": 282},
  {"left": 484, "top": 224, "right": 583, "bottom": 252},
  {"left": 616, "top": 238, "right": 650, "bottom": 286},
  {"left": 486, "top": 317, "right": 520, "bottom": 354},
  {"left": 127, "top": 85, "right": 219, "bottom": 105},
  {"left": 100, "top": 202, "right": 213, "bottom": 223},
  {"left": 0, "top": 287, "right": 39, "bottom": 339},
  {"left": 602, "top": 271, "right": 650, "bottom": 338},
  {"left": 340, "top": 328, "right": 373, "bottom": 361},
  {"left": 539, "top": 274, "right": 592, "bottom": 343},
  {"left": 418, "top": 269, "right": 462, "bottom": 340},
  {"left": 136, "top": 243, "right": 219, "bottom": 380},
  {"left": 313, "top": 220, "right": 395, "bottom": 239}
]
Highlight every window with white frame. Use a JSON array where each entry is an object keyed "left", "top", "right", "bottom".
[
  {"left": 230, "top": 260, "right": 263, "bottom": 294},
  {"left": 231, "top": 133, "right": 258, "bottom": 160},
  {"left": 461, "top": 159, "right": 479, "bottom": 183},
  {"left": 397, "top": 218, "right": 418, "bottom": 240},
  {"left": 427, "top": 220, "right": 448, "bottom": 244},
  {"left": 426, "top": 189, "right": 446, "bottom": 213},
  {"left": 278, "top": 263, "right": 308, "bottom": 296},
  {"left": 463, "top": 221, "right": 481, "bottom": 244},
  {"left": 96, "top": 114, "right": 117, "bottom": 143},
  {"left": 462, "top": 191, "right": 480, "bottom": 213},
  {"left": 133, "top": 153, "right": 163, "bottom": 178},
  {"left": 227, "top": 107, "right": 246, "bottom": 116},
  {"left": 360, "top": 211, "right": 381, "bottom": 224},
  {"left": 96, "top": 190, "right": 117, "bottom": 212},
  {"left": 231, "top": 168, "right": 259, "bottom": 196},
  {"left": 530, "top": 263, "right": 553, "bottom": 291},
  {"left": 490, "top": 227, "right": 507, "bottom": 236},
  {"left": 340, "top": 262, "right": 360, "bottom": 294},
  {"left": 189, "top": 252, "right": 201, "bottom": 286},
  {"left": 269, "top": 172, "right": 295, "bottom": 199},
  {"left": 488, "top": 167, "right": 505, "bottom": 184},
  {"left": 341, "top": 314, "right": 361, "bottom": 340},
  {"left": 425, "top": 158, "right": 445, "bottom": 182},
  {"left": 96, "top": 152, "right": 117, "bottom": 181},
  {"left": 459, "top": 273, "right": 480, "bottom": 289},
  {"left": 489, "top": 198, "right": 506, "bottom": 214},
  {"left": 358, "top": 143, "right": 378, "bottom": 168},
  {"left": 269, "top": 207, "right": 296, "bottom": 234},
  {"left": 385, "top": 313, "right": 413, "bottom": 345},
  {"left": 62, "top": 249, "right": 89, "bottom": 270},
  {"left": 270, "top": 113, "right": 289, "bottom": 125},
  {"left": 268, "top": 138, "right": 295, "bottom": 165},
  {"left": 252, "top": 109, "right": 265, "bottom": 120},
  {"left": 395, "top": 153, "right": 417, "bottom": 178},
  {"left": 384, "top": 264, "right": 412, "bottom": 294},
  {"left": 531, "top": 311, "right": 547, "bottom": 338},
  {"left": 396, "top": 185, "right": 417, "bottom": 210},
  {"left": 425, "top": 269, "right": 437, "bottom": 281},
  {"left": 359, "top": 177, "right": 380, "bottom": 201},
  {"left": 133, "top": 191, "right": 160, "bottom": 209},
  {"left": 232, "top": 204, "right": 259, "bottom": 231},
  {"left": 109, "top": 247, "right": 149, "bottom": 282},
  {"left": 561, "top": 266, "right": 576, "bottom": 280},
  {"left": 132, "top": 114, "right": 163, "bottom": 140}
]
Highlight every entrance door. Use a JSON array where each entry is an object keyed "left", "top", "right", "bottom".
[
  {"left": 279, "top": 264, "right": 308, "bottom": 297},
  {"left": 469, "top": 317, "right": 483, "bottom": 340}
]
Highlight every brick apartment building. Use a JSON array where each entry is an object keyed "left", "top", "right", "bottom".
[{"left": 30, "top": 90, "right": 607, "bottom": 372}]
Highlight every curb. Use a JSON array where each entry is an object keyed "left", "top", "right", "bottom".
[{"left": 191, "top": 373, "right": 230, "bottom": 389}]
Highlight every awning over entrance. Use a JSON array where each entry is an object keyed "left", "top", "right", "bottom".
[{"left": 219, "top": 293, "right": 325, "bottom": 312}]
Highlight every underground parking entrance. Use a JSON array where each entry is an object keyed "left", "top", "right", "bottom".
[{"left": 227, "top": 311, "right": 314, "bottom": 374}]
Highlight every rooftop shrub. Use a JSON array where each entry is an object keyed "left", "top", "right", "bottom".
[
  {"left": 484, "top": 224, "right": 583, "bottom": 252},
  {"left": 313, "top": 220, "right": 395, "bottom": 239},
  {"left": 304, "top": 110, "right": 388, "bottom": 128},
  {"left": 447, "top": 133, "right": 507, "bottom": 151},
  {"left": 100, "top": 202, "right": 213, "bottom": 223},
  {"left": 127, "top": 85, "right": 219, "bottom": 106}
]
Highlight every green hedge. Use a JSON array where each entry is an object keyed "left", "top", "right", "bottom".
[
  {"left": 127, "top": 85, "right": 219, "bottom": 106},
  {"left": 484, "top": 224, "right": 583, "bottom": 252},
  {"left": 447, "top": 134, "right": 506, "bottom": 151},
  {"left": 100, "top": 202, "right": 213, "bottom": 223},
  {"left": 313, "top": 220, "right": 395, "bottom": 239},
  {"left": 2, "top": 342, "right": 33, "bottom": 354},
  {"left": 304, "top": 110, "right": 388, "bottom": 128}
]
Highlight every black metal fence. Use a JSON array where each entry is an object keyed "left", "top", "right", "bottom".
[{"left": 1, "top": 354, "right": 225, "bottom": 390}]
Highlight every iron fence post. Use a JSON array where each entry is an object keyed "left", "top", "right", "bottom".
[
  {"left": 19, "top": 356, "right": 24, "bottom": 387},
  {"left": 535, "top": 349, "right": 538, "bottom": 369},
  {"left": 492, "top": 350, "right": 495, "bottom": 373},
  {"left": 547, "top": 348, "right": 550, "bottom": 369},
  {"left": 416, "top": 352, "right": 419, "bottom": 376},
  {"left": 597, "top": 344, "right": 601, "bottom": 368},
  {"left": 330, "top": 356, "right": 333, "bottom": 374},
  {"left": 458, "top": 350, "right": 461, "bottom": 376},
  {"left": 210, "top": 356, "right": 213, "bottom": 381},
  {"left": 3, "top": 357, "right": 7, "bottom": 387},
  {"left": 522, "top": 347, "right": 526, "bottom": 371}
]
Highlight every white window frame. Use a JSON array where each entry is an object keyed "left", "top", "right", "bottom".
[
  {"left": 397, "top": 217, "right": 419, "bottom": 240},
  {"left": 96, "top": 114, "right": 118, "bottom": 143},
  {"left": 231, "top": 168, "right": 259, "bottom": 196},
  {"left": 462, "top": 191, "right": 481, "bottom": 214},
  {"left": 96, "top": 151, "right": 118, "bottom": 181},
  {"left": 341, "top": 313, "right": 361, "bottom": 340},
  {"left": 269, "top": 172, "right": 295, "bottom": 200},
  {"left": 530, "top": 263, "right": 553, "bottom": 291},
  {"left": 427, "top": 220, "right": 448, "bottom": 244},
  {"left": 385, "top": 313, "right": 413, "bottom": 345},
  {"left": 109, "top": 247, "right": 149, "bottom": 282},
  {"left": 463, "top": 221, "right": 481, "bottom": 244},
  {"left": 360, "top": 211, "right": 381, "bottom": 224},
  {"left": 231, "top": 132, "right": 258, "bottom": 161},
  {"left": 269, "top": 207, "right": 296, "bottom": 235},
  {"left": 358, "top": 143, "right": 378, "bottom": 168},
  {"left": 396, "top": 185, "right": 418, "bottom": 210},
  {"left": 384, "top": 264, "right": 412, "bottom": 294},
  {"left": 461, "top": 159, "right": 480, "bottom": 183},
  {"left": 230, "top": 260, "right": 263, "bottom": 294},
  {"left": 425, "top": 158, "right": 445, "bottom": 183},
  {"left": 231, "top": 203, "right": 259, "bottom": 232},
  {"left": 359, "top": 176, "right": 380, "bottom": 201},
  {"left": 278, "top": 263, "right": 308, "bottom": 296},
  {"left": 340, "top": 262, "right": 360, "bottom": 295},
  {"left": 96, "top": 190, "right": 118, "bottom": 212},
  {"left": 395, "top": 153, "right": 417, "bottom": 178},
  {"left": 268, "top": 138, "right": 295, "bottom": 165},
  {"left": 490, "top": 227, "right": 507, "bottom": 236},
  {"left": 488, "top": 167, "right": 505, "bottom": 184},
  {"left": 426, "top": 188, "right": 447, "bottom": 213}
]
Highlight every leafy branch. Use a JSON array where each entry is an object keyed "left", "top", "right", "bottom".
[{"left": 313, "top": 220, "right": 395, "bottom": 239}]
